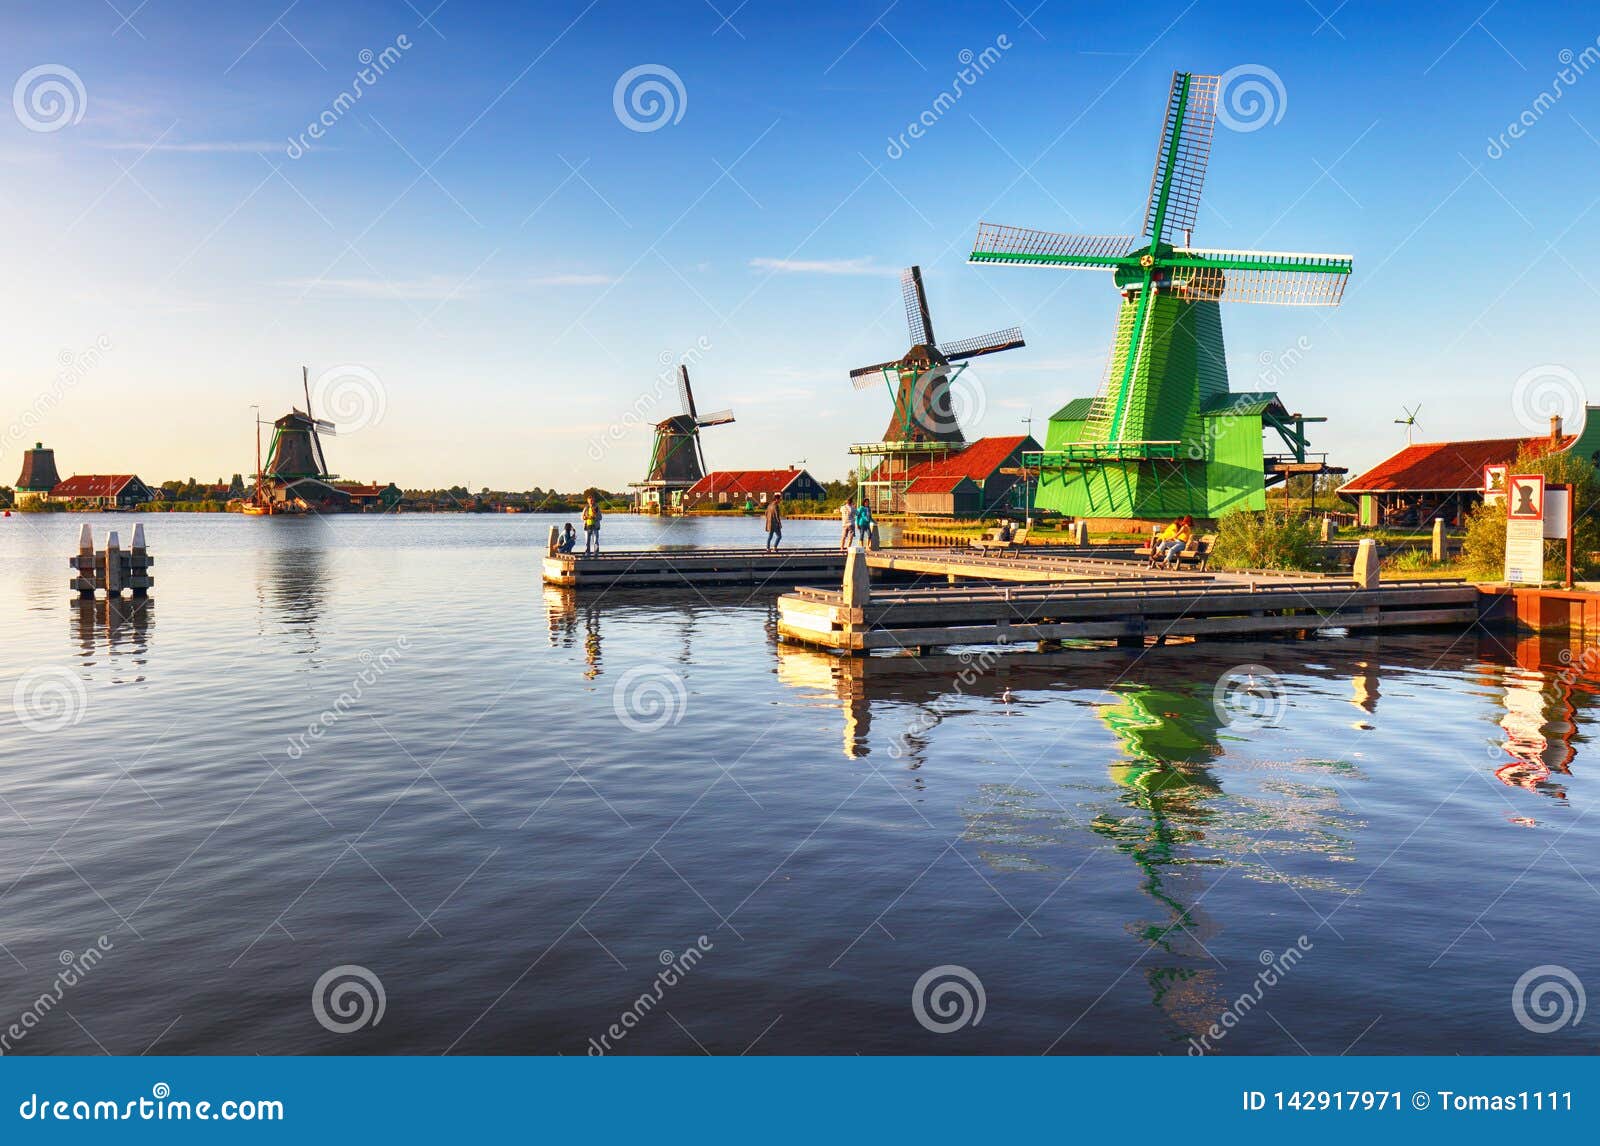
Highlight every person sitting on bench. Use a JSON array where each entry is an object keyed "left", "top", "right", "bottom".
[{"left": 1157, "top": 516, "right": 1193, "bottom": 567}]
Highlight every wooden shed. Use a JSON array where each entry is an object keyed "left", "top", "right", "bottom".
[{"left": 903, "top": 474, "right": 981, "bottom": 518}]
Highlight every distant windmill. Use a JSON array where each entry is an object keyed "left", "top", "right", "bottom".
[
  {"left": 263, "top": 367, "right": 338, "bottom": 481},
  {"left": 635, "top": 366, "right": 734, "bottom": 510},
  {"left": 1395, "top": 404, "right": 1422, "bottom": 446},
  {"left": 850, "top": 265, "right": 1025, "bottom": 445}
]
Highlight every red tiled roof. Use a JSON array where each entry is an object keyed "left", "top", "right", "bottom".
[
  {"left": 50, "top": 475, "right": 141, "bottom": 498},
  {"left": 686, "top": 469, "right": 808, "bottom": 497},
  {"left": 1339, "top": 436, "right": 1571, "bottom": 494},
  {"left": 905, "top": 435, "right": 1039, "bottom": 483},
  {"left": 905, "top": 474, "right": 975, "bottom": 495}
]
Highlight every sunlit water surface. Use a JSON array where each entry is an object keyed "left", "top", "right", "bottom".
[{"left": 1, "top": 513, "right": 1596, "bottom": 1054}]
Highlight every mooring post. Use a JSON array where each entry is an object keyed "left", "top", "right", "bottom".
[
  {"left": 547, "top": 525, "right": 560, "bottom": 557},
  {"left": 843, "top": 545, "right": 871, "bottom": 608},
  {"left": 71, "top": 523, "right": 96, "bottom": 600},
  {"left": 1071, "top": 519, "right": 1089, "bottom": 546},
  {"left": 1431, "top": 517, "right": 1445, "bottom": 562},
  {"left": 128, "top": 523, "right": 153, "bottom": 598},
  {"left": 104, "top": 530, "right": 122, "bottom": 597},
  {"left": 1353, "top": 537, "right": 1380, "bottom": 589},
  {"left": 1320, "top": 516, "right": 1337, "bottom": 543}
]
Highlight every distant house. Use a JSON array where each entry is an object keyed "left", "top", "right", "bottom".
[
  {"left": 684, "top": 469, "right": 826, "bottom": 509},
  {"left": 49, "top": 475, "right": 154, "bottom": 509},
  {"left": 1339, "top": 411, "right": 1600, "bottom": 527},
  {"left": 903, "top": 474, "right": 981, "bottom": 518},
  {"left": 334, "top": 482, "right": 404, "bottom": 511},
  {"left": 901, "top": 435, "right": 1040, "bottom": 518}
]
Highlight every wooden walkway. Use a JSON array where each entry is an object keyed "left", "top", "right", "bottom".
[
  {"left": 542, "top": 546, "right": 849, "bottom": 590},
  {"left": 863, "top": 546, "right": 1217, "bottom": 584},
  {"left": 777, "top": 577, "right": 1482, "bottom": 653}
]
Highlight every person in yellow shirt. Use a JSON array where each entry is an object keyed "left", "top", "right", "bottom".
[{"left": 1156, "top": 515, "right": 1193, "bottom": 567}]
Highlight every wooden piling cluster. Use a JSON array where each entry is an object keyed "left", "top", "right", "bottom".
[
  {"left": 70, "top": 523, "right": 154, "bottom": 600},
  {"left": 777, "top": 576, "right": 1482, "bottom": 654}
]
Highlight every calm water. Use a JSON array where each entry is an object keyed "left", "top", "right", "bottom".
[{"left": 1, "top": 512, "right": 1596, "bottom": 1055}]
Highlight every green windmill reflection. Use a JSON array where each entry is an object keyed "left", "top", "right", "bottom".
[{"left": 1090, "top": 683, "right": 1229, "bottom": 1028}]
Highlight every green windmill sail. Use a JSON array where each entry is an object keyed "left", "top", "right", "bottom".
[{"left": 970, "top": 71, "right": 1353, "bottom": 521}]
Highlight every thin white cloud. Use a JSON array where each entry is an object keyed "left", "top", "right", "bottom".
[
  {"left": 280, "top": 275, "right": 485, "bottom": 301},
  {"left": 748, "top": 257, "right": 897, "bottom": 276},
  {"left": 525, "top": 273, "right": 615, "bottom": 286},
  {"left": 95, "top": 140, "right": 284, "bottom": 153}
]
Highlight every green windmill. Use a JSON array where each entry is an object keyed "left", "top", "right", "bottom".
[{"left": 970, "top": 71, "right": 1353, "bottom": 522}]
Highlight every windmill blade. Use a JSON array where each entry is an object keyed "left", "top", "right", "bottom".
[
  {"left": 1170, "top": 248, "right": 1353, "bottom": 306},
  {"left": 902, "top": 266, "right": 935, "bottom": 347},
  {"left": 938, "top": 327, "right": 1025, "bottom": 363},
  {"left": 969, "top": 223, "right": 1137, "bottom": 269},
  {"left": 677, "top": 365, "right": 698, "bottom": 420},
  {"left": 695, "top": 409, "right": 735, "bottom": 426},
  {"left": 1142, "top": 71, "right": 1219, "bottom": 245},
  {"left": 850, "top": 359, "right": 902, "bottom": 389}
]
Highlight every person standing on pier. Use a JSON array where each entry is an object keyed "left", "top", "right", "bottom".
[
  {"left": 582, "top": 496, "right": 603, "bottom": 555},
  {"left": 854, "top": 499, "right": 875, "bottom": 550},
  {"left": 839, "top": 497, "right": 856, "bottom": 549},
  {"left": 764, "top": 493, "right": 783, "bottom": 550}
]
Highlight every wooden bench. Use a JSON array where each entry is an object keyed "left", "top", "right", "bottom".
[
  {"left": 1137, "top": 533, "right": 1215, "bottom": 570},
  {"left": 971, "top": 525, "right": 1030, "bottom": 550}
]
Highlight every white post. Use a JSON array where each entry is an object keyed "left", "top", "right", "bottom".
[
  {"left": 843, "top": 545, "right": 871, "bottom": 608},
  {"left": 104, "top": 530, "right": 122, "bottom": 597},
  {"left": 1431, "top": 517, "right": 1445, "bottom": 562},
  {"left": 1072, "top": 519, "right": 1089, "bottom": 546},
  {"left": 1353, "top": 538, "right": 1380, "bottom": 589},
  {"left": 73, "top": 523, "right": 96, "bottom": 599},
  {"left": 547, "top": 525, "right": 560, "bottom": 556}
]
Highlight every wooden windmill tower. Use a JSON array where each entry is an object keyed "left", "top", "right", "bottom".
[
  {"left": 848, "top": 265, "right": 1025, "bottom": 512},
  {"left": 632, "top": 365, "right": 734, "bottom": 513},
  {"left": 264, "top": 368, "right": 337, "bottom": 481},
  {"left": 969, "top": 71, "right": 1352, "bottom": 522}
]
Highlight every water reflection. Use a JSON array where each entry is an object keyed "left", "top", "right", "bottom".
[
  {"left": 257, "top": 528, "right": 328, "bottom": 657},
  {"left": 544, "top": 589, "right": 603, "bottom": 678},
  {"left": 71, "top": 597, "right": 153, "bottom": 683}
]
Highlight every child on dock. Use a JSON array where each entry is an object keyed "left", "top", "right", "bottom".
[
  {"left": 582, "top": 497, "right": 602, "bottom": 555},
  {"left": 558, "top": 523, "right": 577, "bottom": 553},
  {"left": 764, "top": 493, "right": 783, "bottom": 550},
  {"left": 839, "top": 497, "right": 856, "bottom": 549}
]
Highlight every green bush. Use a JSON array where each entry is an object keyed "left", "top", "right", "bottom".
[{"left": 1209, "top": 508, "right": 1323, "bottom": 572}]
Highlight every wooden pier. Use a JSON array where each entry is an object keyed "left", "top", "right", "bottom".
[
  {"left": 542, "top": 546, "right": 851, "bottom": 590},
  {"left": 862, "top": 546, "right": 1214, "bottom": 584},
  {"left": 777, "top": 559, "right": 1481, "bottom": 653}
]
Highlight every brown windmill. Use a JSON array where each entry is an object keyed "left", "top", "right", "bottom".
[
  {"left": 631, "top": 365, "right": 734, "bottom": 513},
  {"left": 848, "top": 265, "right": 1025, "bottom": 510}
]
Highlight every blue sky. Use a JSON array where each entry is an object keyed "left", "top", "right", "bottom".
[{"left": 3, "top": 0, "right": 1599, "bottom": 489}]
